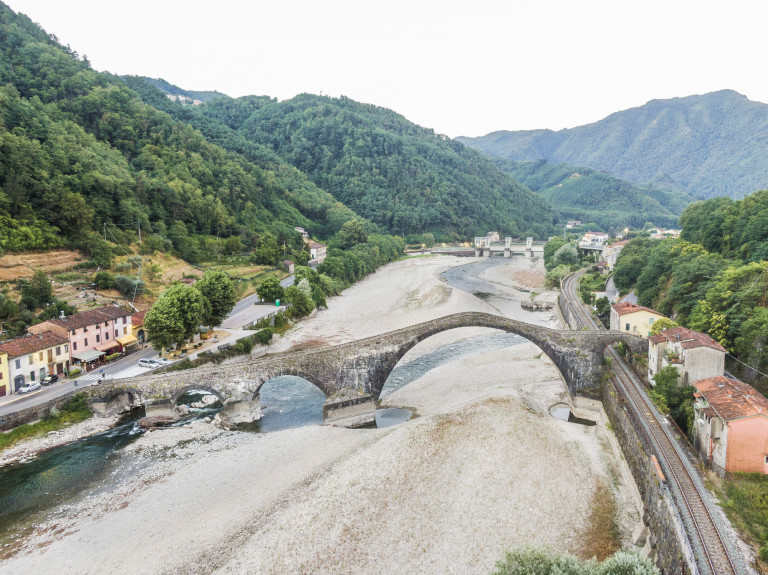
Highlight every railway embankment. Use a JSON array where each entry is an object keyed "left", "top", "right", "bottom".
[{"left": 601, "top": 372, "right": 694, "bottom": 574}]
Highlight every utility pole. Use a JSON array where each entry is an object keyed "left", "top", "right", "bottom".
[
  {"left": 137, "top": 220, "right": 142, "bottom": 245},
  {"left": 104, "top": 223, "right": 107, "bottom": 242}
]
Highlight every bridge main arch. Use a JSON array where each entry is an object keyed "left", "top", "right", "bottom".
[{"left": 325, "top": 312, "right": 644, "bottom": 399}]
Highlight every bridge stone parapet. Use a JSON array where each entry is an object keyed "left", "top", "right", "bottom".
[{"left": 84, "top": 312, "right": 644, "bottom": 426}]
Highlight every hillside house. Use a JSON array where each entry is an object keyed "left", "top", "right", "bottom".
[
  {"left": 648, "top": 327, "right": 726, "bottom": 386},
  {"left": 609, "top": 302, "right": 666, "bottom": 338},
  {"left": 565, "top": 220, "right": 582, "bottom": 229},
  {"left": 294, "top": 227, "right": 309, "bottom": 241},
  {"left": 0, "top": 332, "right": 70, "bottom": 391},
  {"left": 0, "top": 351, "right": 8, "bottom": 397},
  {"left": 28, "top": 305, "right": 135, "bottom": 366},
  {"left": 309, "top": 241, "right": 327, "bottom": 265},
  {"left": 692, "top": 375, "right": 768, "bottom": 475},
  {"left": 578, "top": 232, "right": 610, "bottom": 249}
]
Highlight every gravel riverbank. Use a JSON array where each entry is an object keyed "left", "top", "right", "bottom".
[{"left": 3, "top": 255, "right": 643, "bottom": 575}]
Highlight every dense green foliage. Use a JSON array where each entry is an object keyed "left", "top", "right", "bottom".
[
  {"left": 460, "top": 90, "right": 768, "bottom": 200},
  {"left": 491, "top": 547, "right": 657, "bottom": 575},
  {"left": 492, "top": 158, "right": 692, "bottom": 229},
  {"left": 193, "top": 92, "right": 559, "bottom": 238},
  {"left": 255, "top": 276, "right": 284, "bottom": 302},
  {"left": 719, "top": 473, "right": 768, "bottom": 561},
  {"left": 0, "top": 3, "right": 369, "bottom": 258},
  {"left": 613, "top": 191, "right": 768, "bottom": 389},
  {"left": 144, "top": 283, "right": 210, "bottom": 351},
  {"left": 194, "top": 270, "right": 237, "bottom": 327},
  {"left": 650, "top": 367, "right": 695, "bottom": 434}
]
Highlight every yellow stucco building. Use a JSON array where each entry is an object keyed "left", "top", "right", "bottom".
[
  {"left": 610, "top": 302, "right": 666, "bottom": 338},
  {"left": 0, "top": 351, "right": 9, "bottom": 397}
]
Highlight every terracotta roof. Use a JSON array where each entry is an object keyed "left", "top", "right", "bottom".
[
  {"left": 0, "top": 332, "right": 69, "bottom": 358},
  {"left": 131, "top": 310, "right": 148, "bottom": 327},
  {"left": 612, "top": 302, "right": 664, "bottom": 317},
  {"left": 649, "top": 326, "right": 727, "bottom": 353},
  {"left": 694, "top": 376, "right": 768, "bottom": 421},
  {"left": 42, "top": 306, "right": 130, "bottom": 330},
  {"left": 309, "top": 241, "right": 326, "bottom": 249}
]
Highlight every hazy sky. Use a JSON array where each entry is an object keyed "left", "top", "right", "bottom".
[{"left": 5, "top": 0, "right": 768, "bottom": 137}]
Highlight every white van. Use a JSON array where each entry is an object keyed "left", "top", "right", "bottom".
[{"left": 138, "top": 358, "right": 160, "bottom": 369}]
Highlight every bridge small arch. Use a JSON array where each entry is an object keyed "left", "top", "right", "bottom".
[
  {"left": 170, "top": 385, "right": 226, "bottom": 408},
  {"left": 253, "top": 369, "right": 328, "bottom": 398},
  {"left": 101, "top": 387, "right": 145, "bottom": 416}
]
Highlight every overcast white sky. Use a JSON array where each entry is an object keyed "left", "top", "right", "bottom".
[{"left": 5, "top": 0, "right": 768, "bottom": 137}]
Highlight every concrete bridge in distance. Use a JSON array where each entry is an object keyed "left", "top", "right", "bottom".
[
  {"left": 84, "top": 312, "right": 646, "bottom": 427},
  {"left": 472, "top": 236, "right": 545, "bottom": 258}
]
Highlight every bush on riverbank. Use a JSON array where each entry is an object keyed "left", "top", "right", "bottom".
[
  {"left": 491, "top": 547, "right": 658, "bottom": 575},
  {"left": 0, "top": 393, "right": 92, "bottom": 452},
  {"left": 160, "top": 332, "right": 273, "bottom": 373}
]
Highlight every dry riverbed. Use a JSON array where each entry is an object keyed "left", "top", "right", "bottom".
[{"left": 2, "top": 255, "right": 643, "bottom": 575}]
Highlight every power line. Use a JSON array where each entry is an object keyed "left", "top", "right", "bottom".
[{"left": 726, "top": 353, "right": 768, "bottom": 379}]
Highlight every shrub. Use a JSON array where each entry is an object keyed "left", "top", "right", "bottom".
[
  {"left": 235, "top": 336, "right": 255, "bottom": 354},
  {"left": 93, "top": 270, "right": 115, "bottom": 289},
  {"left": 255, "top": 328, "right": 273, "bottom": 346},
  {"left": 273, "top": 312, "right": 287, "bottom": 329},
  {"left": 113, "top": 275, "right": 145, "bottom": 297},
  {"left": 105, "top": 353, "right": 119, "bottom": 362}
]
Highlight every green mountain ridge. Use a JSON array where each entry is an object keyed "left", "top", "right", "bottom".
[
  {"left": 192, "top": 92, "right": 560, "bottom": 238},
  {"left": 459, "top": 90, "right": 768, "bottom": 200},
  {"left": 491, "top": 158, "right": 695, "bottom": 230}
]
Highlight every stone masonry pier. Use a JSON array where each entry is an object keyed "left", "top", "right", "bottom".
[{"left": 85, "top": 312, "right": 645, "bottom": 427}]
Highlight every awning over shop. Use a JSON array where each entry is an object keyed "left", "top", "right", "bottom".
[
  {"left": 117, "top": 334, "right": 138, "bottom": 346},
  {"left": 96, "top": 342, "right": 119, "bottom": 352},
  {"left": 71, "top": 350, "right": 105, "bottom": 363}
]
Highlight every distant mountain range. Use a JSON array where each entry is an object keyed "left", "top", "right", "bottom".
[{"left": 458, "top": 90, "right": 768, "bottom": 200}]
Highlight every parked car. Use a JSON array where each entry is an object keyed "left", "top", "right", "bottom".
[
  {"left": 138, "top": 358, "right": 160, "bottom": 369},
  {"left": 41, "top": 374, "right": 59, "bottom": 386},
  {"left": 19, "top": 381, "right": 42, "bottom": 393},
  {"left": 154, "top": 358, "right": 171, "bottom": 366}
]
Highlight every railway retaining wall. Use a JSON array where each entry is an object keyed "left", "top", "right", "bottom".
[{"left": 602, "top": 374, "right": 694, "bottom": 575}]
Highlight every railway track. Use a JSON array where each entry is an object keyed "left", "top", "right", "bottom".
[{"left": 561, "top": 269, "right": 743, "bottom": 575}]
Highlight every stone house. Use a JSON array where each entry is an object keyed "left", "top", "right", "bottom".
[
  {"left": 0, "top": 332, "right": 70, "bottom": 391},
  {"left": 131, "top": 309, "right": 148, "bottom": 346},
  {"left": 28, "top": 305, "right": 134, "bottom": 366},
  {"left": 692, "top": 375, "right": 768, "bottom": 475},
  {"left": 647, "top": 327, "right": 726, "bottom": 386},
  {"left": 0, "top": 351, "right": 9, "bottom": 397},
  {"left": 309, "top": 241, "right": 327, "bottom": 265},
  {"left": 610, "top": 302, "right": 666, "bottom": 338}
]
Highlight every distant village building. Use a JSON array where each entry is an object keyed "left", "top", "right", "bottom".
[
  {"left": 648, "top": 228, "right": 682, "bottom": 239},
  {"left": 294, "top": 226, "right": 310, "bottom": 241},
  {"left": 283, "top": 260, "right": 295, "bottom": 274},
  {"left": 485, "top": 231, "right": 500, "bottom": 243},
  {"left": 0, "top": 351, "right": 9, "bottom": 397},
  {"left": 0, "top": 332, "right": 70, "bottom": 391},
  {"left": 692, "top": 375, "right": 768, "bottom": 475},
  {"left": 647, "top": 327, "right": 726, "bottom": 386},
  {"left": 610, "top": 302, "right": 665, "bottom": 338},
  {"left": 578, "top": 232, "right": 610, "bottom": 249},
  {"left": 28, "top": 305, "right": 135, "bottom": 368},
  {"left": 601, "top": 239, "right": 629, "bottom": 270},
  {"left": 309, "top": 242, "right": 327, "bottom": 265},
  {"left": 565, "top": 220, "right": 582, "bottom": 229}
]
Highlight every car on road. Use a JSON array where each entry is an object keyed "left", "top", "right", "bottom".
[
  {"left": 41, "top": 374, "right": 59, "bottom": 386},
  {"left": 153, "top": 358, "right": 171, "bottom": 366},
  {"left": 19, "top": 381, "right": 42, "bottom": 393},
  {"left": 138, "top": 358, "right": 160, "bottom": 369}
]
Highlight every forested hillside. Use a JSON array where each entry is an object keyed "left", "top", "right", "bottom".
[
  {"left": 459, "top": 90, "right": 768, "bottom": 200},
  {"left": 491, "top": 158, "right": 693, "bottom": 230},
  {"left": 190, "top": 93, "right": 559, "bottom": 239},
  {"left": 612, "top": 189, "right": 768, "bottom": 389},
  {"left": 0, "top": 2, "right": 365, "bottom": 261}
]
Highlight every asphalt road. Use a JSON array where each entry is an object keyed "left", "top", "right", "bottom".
[{"left": 0, "top": 276, "right": 295, "bottom": 416}]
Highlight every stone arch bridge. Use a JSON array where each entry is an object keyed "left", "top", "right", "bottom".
[{"left": 85, "top": 312, "right": 645, "bottom": 426}]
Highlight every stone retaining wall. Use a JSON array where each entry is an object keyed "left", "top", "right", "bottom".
[
  {"left": 0, "top": 390, "right": 77, "bottom": 432},
  {"left": 601, "top": 365, "right": 694, "bottom": 574}
]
